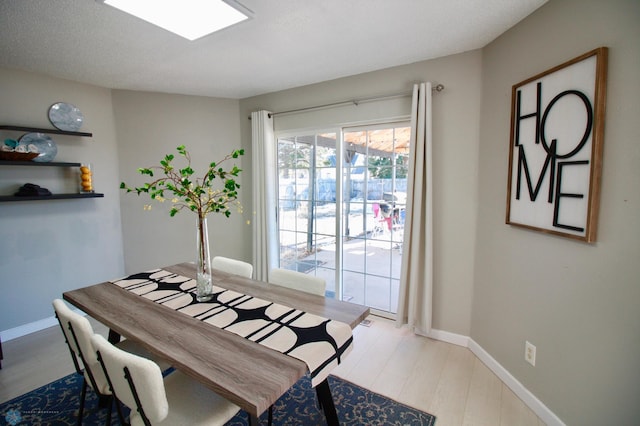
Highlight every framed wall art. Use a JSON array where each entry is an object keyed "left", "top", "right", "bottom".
[{"left": 506, "top": 47, "right": 608, "bottom": 242}]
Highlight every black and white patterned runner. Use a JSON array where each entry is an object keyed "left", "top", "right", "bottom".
[{"left": 111, "top": 269, "right": 353, "bottom": 387}]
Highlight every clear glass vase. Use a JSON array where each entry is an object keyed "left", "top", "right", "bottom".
[
  {"left": 196, "top": 215, "right": 213, "bottom": 302},
  {"left": 79, "top": 163, "right": 94, "bottom": 193}
]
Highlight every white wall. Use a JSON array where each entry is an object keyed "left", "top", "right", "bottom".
[
  {"left": 0, "top": 68, "right": 124, "bottom": 331},
  {"left": 112, "top": 90, "right": 250, "bottom": 274},
  {"left": 240, "top": 50, "right": 482, "bottom": 335},
  {"left": 473, "top": 0, "right": 640, "bottom": 424}
]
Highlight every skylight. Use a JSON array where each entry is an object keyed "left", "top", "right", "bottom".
[{"left": 102, "top": 0, "right": 252, "bottom": 41}]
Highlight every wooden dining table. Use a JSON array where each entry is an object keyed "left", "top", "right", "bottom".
[{"left": 63, "top": 262, "right": 370, "bottom": 425}]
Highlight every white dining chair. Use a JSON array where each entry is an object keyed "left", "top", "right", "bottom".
[
  {"left": 91, "top": 334, "right": 241, "bottom": 426},
  {"left": 268, "top": 268, "right": 326, "bottom": 296},
  {"left": 265, "top": 269, "right": 327, "bottom": 425},
  {"left": 52, "top": 299, "right": 171, "bottom": 426},
  {"left": 212, "top": 256, "right": 253, "bottom": 279}
]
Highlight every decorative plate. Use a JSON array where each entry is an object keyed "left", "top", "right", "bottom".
[
  {"left": 48, "top": 102, "right": 84, "bottom": 132},
  {"left": 18, "top": 133, "right": 58, "bottom": 162}
]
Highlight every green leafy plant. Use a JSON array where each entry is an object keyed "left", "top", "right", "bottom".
[{"left": 120, "top": 145, "right": 245, "bottom": 220}]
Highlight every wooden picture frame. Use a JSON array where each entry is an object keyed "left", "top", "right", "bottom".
[{"left": 506, "top": 47, "right": 608, "bottom": 242}]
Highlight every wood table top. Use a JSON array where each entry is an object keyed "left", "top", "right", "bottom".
[{"left": 63, "top": 262, "right": 369, "bottom": 417}]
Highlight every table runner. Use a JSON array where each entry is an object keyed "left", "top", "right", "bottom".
[{"left": 111, "top": 269, "right": 353, "bottom": 387}]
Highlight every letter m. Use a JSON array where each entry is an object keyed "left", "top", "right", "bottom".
[{"left": 515, "top": 142, "right": 556, "bottom": 202}]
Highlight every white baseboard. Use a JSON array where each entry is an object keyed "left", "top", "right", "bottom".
[
  {"left": 1, "top": 316, "right": 59, "bottom": 342},
  {"left": 424, "top": 327, "right": 470, "bottom": 347},
  {"left": 0, "top": 308, "right": 86, "bottom": 342},
  {"left": 466, "top": 337, "right": 566, "bottom": 426},
  {"left": 417, "top": 328, "right": 564, "bottom": 426}
]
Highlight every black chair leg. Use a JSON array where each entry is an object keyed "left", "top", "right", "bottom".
[
  {"left": 114, "top": 397, "right": 127, "bottom": 426},
  {"left": 77, "top": 378, "right": 87, "bottom": 426},
  {"left": 268, "top": 405, "right": 273, "bottom": 426},
  {"left": 104, "top": 396, "right": 112, "bottom": 426}
]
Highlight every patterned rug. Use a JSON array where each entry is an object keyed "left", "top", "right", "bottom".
[{"left": 0, "top": 372, "right": 435, "bottom": 425}]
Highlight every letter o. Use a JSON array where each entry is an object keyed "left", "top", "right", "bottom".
[{"left": 540, "top": 90, "right": 593, "bottom": 159}]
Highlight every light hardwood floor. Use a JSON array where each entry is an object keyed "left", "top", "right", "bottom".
[{"left": 0, "top": 315, "right": 545, "bottom": 425}]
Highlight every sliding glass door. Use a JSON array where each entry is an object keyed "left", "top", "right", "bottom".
[
  {"left": 277, "top": 132, "right": 338, "bottom": 295},
  {"left": 276, "top": 123, "right": 410, "bottom": 316},
  {"left": 340, "top": 124, "right": 409, "bottom": 315}
]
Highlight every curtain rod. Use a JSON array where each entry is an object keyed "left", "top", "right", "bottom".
[{"left": 249, "top": 83, "right": 444, "bottom": 119}]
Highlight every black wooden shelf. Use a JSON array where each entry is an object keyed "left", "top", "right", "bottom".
[
  {"left": 0, "top": 193, "right": 104, "bottom": 202},
  {"left": 0, "top": 160, "right": 102, "bottom": 201},
  {"left": 0, "top": 125, "right": 92, "bottom": 137},
  {"left": 0, "top": 160, "right": 82, "bottom": 167},
  {"left": 1, "top": 126, "right": 98, "bottom": 201}
]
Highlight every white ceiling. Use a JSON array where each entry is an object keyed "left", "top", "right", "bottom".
[{"left": 0, "top": 0, "right": 547, "bottom": 99}]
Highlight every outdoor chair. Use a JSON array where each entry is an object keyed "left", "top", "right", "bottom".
[{"left": 371, "top": 203, "right": 392, "bottom": 237}]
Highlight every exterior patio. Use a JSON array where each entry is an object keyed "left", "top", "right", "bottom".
[{"left": 279, "top": 201, "right": 404, "bottom": 315}]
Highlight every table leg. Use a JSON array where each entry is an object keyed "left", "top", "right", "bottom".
[
  {"left": 248, "top": 414, "right": 260, "bottom": 426},
  {"left": 107, "top": 329, "right": 121, "bottom": 344},
  {"left": 0, "top": 336, "right": 3, "bottom": 369},
  {"left": 315, "top": 378, "right": 339, "bottom": 426}
]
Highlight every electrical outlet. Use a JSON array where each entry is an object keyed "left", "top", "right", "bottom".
[{"left": 525, "top": 341, "right": 536, "bottom": 366}]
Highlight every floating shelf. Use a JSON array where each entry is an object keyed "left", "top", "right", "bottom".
[
  {"left": 1, "top": 125, "right": 98, "bottom": 202},
  {"left": 0, "top": 160, "right": 82, "bottom": 167},
  {"left": 0, "top": 125, "right": 92, "bottom": 137},
  {"left": 0, "top": 193, "right": 104, "bottom": 202}
]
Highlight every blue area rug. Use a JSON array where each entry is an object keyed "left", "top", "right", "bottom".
[{"left": 1, "top": 372, "right": 435, "bottom": 425}]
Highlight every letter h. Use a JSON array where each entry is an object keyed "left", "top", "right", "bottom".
[{"left": 515, "top": 82, "right": 542, "bottom": 146}]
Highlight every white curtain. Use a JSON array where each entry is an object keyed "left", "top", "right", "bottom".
[
  {"left": 396, "top": 82, "right": 433, "bottom": 335},
  {"left": 251, "top": 111, "right": 278, "bottom": 281}
]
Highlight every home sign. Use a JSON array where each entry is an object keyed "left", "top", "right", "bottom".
[{"left": 506, "top": 47, "right": 608, "bottom": 242}]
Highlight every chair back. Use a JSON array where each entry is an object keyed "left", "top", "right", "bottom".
[
  {"left": 212, "top": 256, "right": 253, "bottom": 278},
  {"left": 91, "top": 334, "right": 168, "bottom": 425},
  {"left": 53, "top": 299, "right": 110, "bottom": 393},
  {"left": 269, "top": 268, "right": 326, "bottom": 296}
]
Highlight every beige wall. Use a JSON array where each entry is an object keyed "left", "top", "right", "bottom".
[
  {"left": 112, "top": 90, "right": 250, "bottom": 274},
  {"left": 240, "top": 50, "right": 482, "bottom": 335},
  {"left": 3, "top": 2, "right": 638, "bottom": 424},
  {"left": 0, "top": 68, "right": 124, "bottom": 330},
  {"left": 0, "top": 76, "right": 250, "bottom": 334},
  {"left": 473, "top": 0, "right": 640, "bottom": 424}
]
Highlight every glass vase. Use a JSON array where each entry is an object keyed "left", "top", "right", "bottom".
[
  {"left": 79, "top": 163, "right": 94, "bottom": 193},
  {"left": 196, "top": 215, "right": 213, "bottom": 302}
]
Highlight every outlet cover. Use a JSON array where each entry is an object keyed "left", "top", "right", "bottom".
[{"left": 525, "top": 341, "right": 536, "bottom": 366}]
